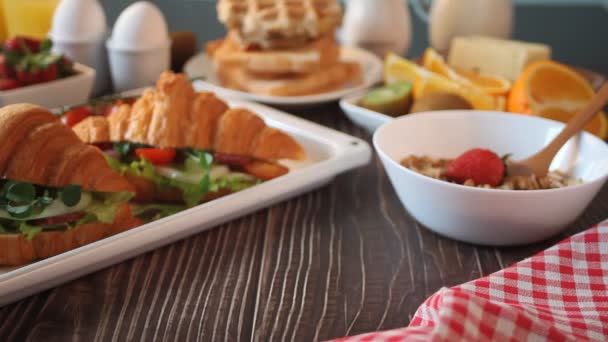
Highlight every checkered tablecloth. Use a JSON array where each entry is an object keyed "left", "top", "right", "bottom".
[{"left": 333, "top": 220, "right": 608, "bottom": 342}]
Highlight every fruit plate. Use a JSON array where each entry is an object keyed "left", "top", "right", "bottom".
[
  {"left": 339, "top": 89, "right": 393, "bottom": 134},
  {"left": 183, "top": 46, "right": 383, "bottom": 106},
  {"left": 0, "top": 63, "right": 95, "bottom": 108},
  {"left": 0, "top": 96, "right": 372, "bottom": 307},
  {"left": 339, "top": 67, "right": 607, "bottom": 135}
]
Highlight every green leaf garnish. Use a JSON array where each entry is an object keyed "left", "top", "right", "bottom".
[
  {"left": 6, "top": 182, "right": 36, "bottom": 203},
  {"left": 59, "top": 184, "right": 82, "bottom": 207},
  {"left": 40, "top": 38, "right": 53, "bottom": 52},
  {"left": 6, "top": 204, "right": 32, "bottom": 217},
  {"left": 199, "top": 174, "right": 210, "bottom": 194},
  {"left": 114, "top": 142, "right": 132, "bottom": 157},
  {"left": 200, "top": 152, "right": 213, "bottom": 169}
]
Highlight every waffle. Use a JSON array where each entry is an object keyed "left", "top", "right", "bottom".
[
  {"left": 217, "top": 0, "right": 343, "bottom": 49},
  {"left": 206, "top": 31, "right": 340, "bottom": 76},
  {"left": 215, "top": 60, "right": 362, "bottom": 96}
]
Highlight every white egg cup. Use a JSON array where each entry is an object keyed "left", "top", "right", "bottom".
[
  {"left": 52, "top": 33, "right": 111, "bottom": 96},
  {"left": 106, "top": 41, "right": 171, "bottom": 93}
]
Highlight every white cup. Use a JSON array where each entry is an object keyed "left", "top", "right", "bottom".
[{"left": 106, "top": 41, "right": 170, "bottom": 93}]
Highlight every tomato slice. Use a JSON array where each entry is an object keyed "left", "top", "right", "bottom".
[
  {"left": 33, "top": 212, "right": 86, "bottom": 226},
  {"left": 62, "top": 107, "right": 93, "bottom": 127},
  {"left": 214, "top": 153, "right": 251, "bottom": 167},
  {"left": 135, "top": 148, "right": 177, "bottom": 165}
]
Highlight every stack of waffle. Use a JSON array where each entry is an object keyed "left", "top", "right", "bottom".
[{"left": 207, "top": 0, "right": 362, "bottom": 97}]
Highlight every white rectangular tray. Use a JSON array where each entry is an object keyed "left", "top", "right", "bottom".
[{"left": 0, "top": 98, "right": 371, "bottom": 306}]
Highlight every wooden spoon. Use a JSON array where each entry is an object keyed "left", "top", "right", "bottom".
[{"left": 507, "top": 82, "right": 608, "bottom": 177}]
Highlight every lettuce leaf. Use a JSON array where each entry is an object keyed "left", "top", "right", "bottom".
[
  {"left": 106, "top": 156, "right": 209, "bottom": 207},
  {"left": 105, "top": 155, "right": 262, "bottom": 208},
  {"left": 84, "top": 192, "right": 133, "bottom": 223},
  {"left": 0, "top": 191, "right": 134, "bottom": 240},
  {"left": 19, "top": 222, "right": 43, "bottom": 241}
]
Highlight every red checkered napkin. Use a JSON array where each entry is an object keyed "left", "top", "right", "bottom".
[{"left": 333, "top": 221, "right": 608, "bottom": 342}]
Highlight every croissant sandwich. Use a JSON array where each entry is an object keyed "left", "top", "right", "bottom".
[
  {"left": 71, "top": 72, "right": 305, "bottom": 214},
  {"left": 0, "top": 104, "right": 143, "bottom": 266}
]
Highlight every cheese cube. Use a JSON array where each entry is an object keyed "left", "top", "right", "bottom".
[{"left": 447, "top": 36, "right": 552, "bottom": 81}]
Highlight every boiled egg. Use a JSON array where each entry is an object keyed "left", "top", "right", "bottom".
[{"left": 108, "top": 1, "right": 170, "bottom": 51}]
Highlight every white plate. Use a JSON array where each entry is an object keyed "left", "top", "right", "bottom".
[
  {"left": 339, "top": 90, "right": 394, "bottom": 134},
  {"left": 0, "top": 99, "right": 372, "bottom": 306},
  {"left": 183, "top": 46, "right": 383, "bottom": 106}
]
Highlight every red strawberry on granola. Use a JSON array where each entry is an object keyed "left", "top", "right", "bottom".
[{"left": 446, "top": 148, "right": 505, "bottom": 187}]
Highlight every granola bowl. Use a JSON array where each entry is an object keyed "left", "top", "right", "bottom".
[{"left": 373, "top": 110, "right": 608, "bottom": 246}]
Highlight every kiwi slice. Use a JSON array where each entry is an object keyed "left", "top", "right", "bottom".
[{"left": 360, "top": 81, "right": 412, "bottom": 117}]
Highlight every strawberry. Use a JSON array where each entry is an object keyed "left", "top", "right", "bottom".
[
  {"left": 57, "top": 55, "right": 75, "bottom": 77},
  {"left": 446, "top": 148, "right": 505, "bottom": 187},
  {"left": 0, "top": 78, "right": 22, "bottom": 91},
  {"left": 38, "top": 63, "right": 58, "bottom": 82},
  {"left": 16, "top": 64, "right": 58, "bottom": 84},
  {"left": 3, "top": 36, "right": 41, "bottom": 54}
]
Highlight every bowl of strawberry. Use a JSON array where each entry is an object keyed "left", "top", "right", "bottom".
[
  {"left": 373, "top": 110, "right": 608, "bottom": 246},
  {"left": 0, "top": 36, "right": 95, "bottom": 108}
]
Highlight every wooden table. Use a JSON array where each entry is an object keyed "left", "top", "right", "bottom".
[{"left": 0, "top": 104, "right": 606, "bottom": 342}]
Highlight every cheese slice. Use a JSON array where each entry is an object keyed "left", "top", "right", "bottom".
[{"left": 447, "top": 36, "right": 551, "bottom": 81}]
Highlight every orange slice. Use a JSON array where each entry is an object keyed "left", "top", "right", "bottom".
[
  {"left": 454, "top": 69, "right": 512, "bottom": 97},
  {"left": 421, "top": 48, "right": 469, "bottom": 84},
  {"left": 422, "top": 48, "right": 511, "bottom": 96},
  {"left": 413, "top": 75, "right": 497, "bottom": 111},
  {"left": 495, "top": 96, "right": 507, "bottom": 112},
  {"left": 385, "top": 53, "right": 497, "bottom": 110},
  {"left": 509, "top": 60, "right": 606, "bottom": 139},
  {"left": 384, "top": 52, "right": 433, "bottom": 85}
]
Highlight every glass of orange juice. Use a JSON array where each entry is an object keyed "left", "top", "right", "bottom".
[
  {"left": 0, "top": 2, "right": 6, "bottom": 42},
  {"left": 3, "top": 0, "right": 59, "bottom": 40}
]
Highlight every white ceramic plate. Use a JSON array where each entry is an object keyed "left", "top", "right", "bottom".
[
  {"left": 183, "top": 46, "right": 383, "bottom": 106},
  {"left": 339, "top": 90, "right": 394, "bottom": 134},
  {"left": 0, "top": 99, "right": 372, "bottom": 306}
]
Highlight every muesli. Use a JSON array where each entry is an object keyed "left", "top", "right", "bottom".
[{"left": 401, "top": 154, "right": 581, "bottom": 190}]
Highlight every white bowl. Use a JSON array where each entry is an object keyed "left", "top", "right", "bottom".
[
  {"left": 373, "top": 110, "right": 608, "bottom": 246},
  {"left": 0, "top": 63, "right": 95, "bottom": 108}
]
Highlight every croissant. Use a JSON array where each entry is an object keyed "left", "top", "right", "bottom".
[
  {"left": 0, "top": 104, "right": 143, "bottom": 266},
  {"left": 0, "top": 104, "right": 133, "bottom": 193},
  {"left": 0, "top": 203, "right": 141, "bottom": 266},
  {"left": 72, "top": 71, "right": 305, "bottom": 161}
]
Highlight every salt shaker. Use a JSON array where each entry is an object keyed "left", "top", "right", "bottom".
[{"left": 340, "top": 0, "right": 412, "bottom": 56}]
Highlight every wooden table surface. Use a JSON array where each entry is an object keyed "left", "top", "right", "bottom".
[{"left": 0, "top": 104, "right": 606, "bottom": 342}]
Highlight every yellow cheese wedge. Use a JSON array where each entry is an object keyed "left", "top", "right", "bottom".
[{"left": 447, "top": 36, "right": 551, "bottom": 81}]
